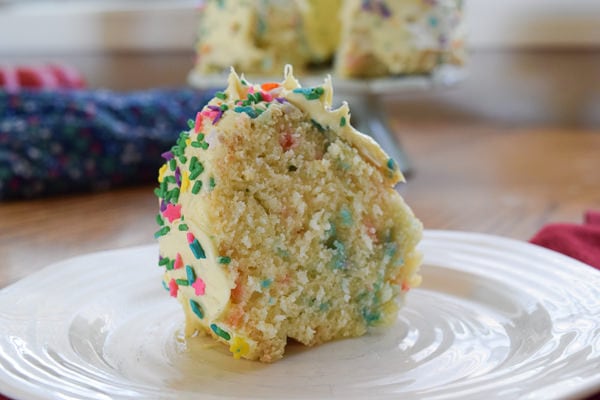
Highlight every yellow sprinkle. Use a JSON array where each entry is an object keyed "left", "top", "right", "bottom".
[
  {"left": 158, "top": 164, "right": 168, "bottom": 183},
  {"left": 180, "top": 170, "right": 190, "bottom": 192},
  {"left": 186, "top": 138, "right": 192, "bottom": 147},
  {"left": 229, "top": 336, "right": 250, "bottom": 360}
]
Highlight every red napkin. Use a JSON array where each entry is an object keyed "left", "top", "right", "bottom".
[{"left": 530, "top": 210, "right": 600, "bottom": 269}]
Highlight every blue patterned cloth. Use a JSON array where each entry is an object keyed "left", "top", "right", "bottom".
[{"left": 0, "top": 88, "right": 212, "bottom": 200}]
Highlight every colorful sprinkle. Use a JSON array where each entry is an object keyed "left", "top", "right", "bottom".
[
  {"left": 175, "top": 278, "right": 189, "bottom": 286},
  {"left": 161, "top": 280, "right": 169, "bottom": 291},
  {"left": 387, "top": 158, "right": 396, "bottom": 170},
  {"left": 162, "top": 203, "right": 182, "bottom": 223},
  {"left": 215, "top": 91, "right": 227, "bottom": 100},
  {"left": 174, "top": 253, "right": 183, "bottom": 269},
  {"left": 180, "top": 170, "right": 190, "bottom": 192},
  {"left": 186, "top": 265, "right": 196, "bottom": 283},
  {"left": 169, "top": 279, "right": 178, "bottom": 297},
  {"left": 192, "top": 180, "right": 203, "bottom": 194},
  {"left": 209, "top": 176, "right": 216, "bottom": 190},
  {"left": 158, "top": 256, "right": 170, "bottom": 267},
  {"left": 233, "top": 106, "right": 258, "bottom": 118},
  {"left": 210, "top": 324, "right": 231, "bottom": 341},
  {"left": 190, "top": 299, "right": 204, "bottom": 319},
  {"left": 178, "top": 223, "right": 189, "bottom": 231},
  {"left": 189, "top": 238, "right": 206, "bottom": 259},
  {"left": 194, "top": 112, "right": 204, "bottom": 133},
  {"left": 340, "top": 116, "right": 347, "bottom": 127},
  {"left": 261, "top": 278, "right": 272, "bottom": 289},
  {"left": 217, "top": 256, "right": 231, "bottom": 264},
  {"left": 261, "top": 82, "right": 280, "bottom": 91},
  {"left": 293, "top": 87, "right": 324, "bottom": 100},
  {"left": 158, "top": 164, "right": 168, "bottom": 183},
  {"left": 155, "top": 213, "right": 164, "bottom": 226},
  {"left": 154, "top": 226, "right": 170, "bottom": 238},
  {"left": 229, "top": 336, "right": 250, "bottom": 359},
  {"left": 192, "top": 277, "right": 206, "bottom": 296}
]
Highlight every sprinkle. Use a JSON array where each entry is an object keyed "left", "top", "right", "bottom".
[
  {"left": 210, "top": 324, "right": 231, "bottom": 341},
  {"left": 229, "top": 336, "right": 250, "bottom": 359},
  {"left": 174, "top": 253, "right": 183, "bottom": 269},
  {"left": 180, "top": 170, "right": 190, "bottom": 192},
  {"left": 190, "top": 299, "right": 204, "bottom": 319},
  {"left": 166, "top": 258, "right": 175, "bottom": 271},
  {"left": 217, "top": 256, "right": 231, "bottom": 264},
  {"left": 169, "top": 279, "right": 178, "bottom": 297},
  {"left": 189, "top": 238, "right": 207, "bottom": 259},
  {"left": 161, "top": 151, "right": 174, "bottom": 161},
  {"left": 186, "top": 265, "right": 196, "bottom": 283},
  {"left": 187, "top": 119, "right": 195, "bottom": 129},
  {"left": 162, "top": 203, "right": 182, "bottom": 223},
  {"left": 200, "top": 141, "right": 209, "bottom": 150},
  {"left": 234, "top": 106, "right": 258, "bottom": 118},
  {"left": 159, "top": 200, "right": 167, "bottom": 212},
  {"left": 176, "top": 279, "right": 189, "bottom": 286},
  {"left": 261, "top": 91, "right": 273, "bottom": 102},
  {"left": 158, "top": 256, "right": 170, "bottom": 266},
  {"left": 192, "top": 180, "right": 203, "bottom": 194},
  {"left": 158, "top": 164, "right": 168, "bottom": 183},
  {"left": 178, "top": 223, "right": 189, "bottom": 231},
  {"left": 174, "top": 167, "right": 182, "bottom": 186},
  {"left": 154, "top": 226, "right": 170, "bottom": 238},
  {"left": 209, "top": 176, "right": 216, "bottom": 190},
  {"left": 161, "top": 280, "right": 169, "bottom": 291},
  {"left": 340, "top": 206, "right": 353, "bottom": 226},
  {"left": 293, "top": 86, "right": 324, "bottom": 100},
  {"left": 168, "top": 158, "right": 177, "bottom": 172},
  {"left": 192, "top": 277, "right": 206, "bottom": 296},
  {"left": 261, "top": 278, "right": 272, "bottom": 289},
  {"left": 215, "top": 91, "right": 227, "bottom": 100},
  {"left": 387, "top": 158, "right": 396, "bottom": 170},
  {"left": 261, "top": 82, "right": 280, "bottom": 91},
  {"left": 340, "top": 116, "right": 347, "bottom": 127},
  {"left": 155, "top": 213, "right": 164, "bottom": 226},
  {"left": 194, "top": 112, "right": 204, "bottom": 133},
  {"left": 275, "top": 97, "right": 286, "bottom": 103}
]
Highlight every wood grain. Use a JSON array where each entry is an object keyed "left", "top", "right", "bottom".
[{"left": 1, "top": 122, "right": 599, "bottom": 288}]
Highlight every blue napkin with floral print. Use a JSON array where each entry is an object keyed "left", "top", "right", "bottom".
[{"left": 0, "top": 88, "right": 212, "bottom": 200}]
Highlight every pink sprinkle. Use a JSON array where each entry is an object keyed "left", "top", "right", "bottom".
[
  {"left": 192, "top": 277, "right": 206, "bottom": 296},
  {"left": 186, "top": 232, "right": 195, "bottom": 244},
  {"left": 162, "top": 203, "right": 182, "bottom": 223},
  {"left": 248, "top": 86, "right": 255, "bottom": 94},
  {"left": 174, "top": 253, "right": 183, "bottom": 269},
  {"left": 261, "top": 91, "right": 273, "bottom": 102},
  {"left": 169, "top": 279, "right": 178, "bottom": 297},
  {"left": 194, "top": 112, "right": 203, "bottom": 133}
]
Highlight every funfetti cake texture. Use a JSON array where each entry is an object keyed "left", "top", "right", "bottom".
[
  {"left": 154, "top": 66, "right": 423, "bottom": 362},
  {"left": 192, "top": 0, "right": 464, "bottom": 78}
]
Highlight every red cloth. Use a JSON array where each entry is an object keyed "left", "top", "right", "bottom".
[
  {"left": 530, "top": 210, "right": 600, "bottom": 269},
  {"left": 0, "top": 64, "right": 85, "bottom": 92}
]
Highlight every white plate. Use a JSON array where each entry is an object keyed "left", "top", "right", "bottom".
[{"left": 1, "top": 230, "right": 599, "bottom": 400}]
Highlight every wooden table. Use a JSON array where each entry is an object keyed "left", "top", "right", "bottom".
[
  {"left": 1, "top": 121, "right": 598, "bottom": 288},
  {"left": 0, "top": 120, "right": 599, "bottom": 399}
]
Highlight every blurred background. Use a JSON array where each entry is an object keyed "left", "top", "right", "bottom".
[{"left": 1, "top": 0, "right": 599, "bottom": 127}]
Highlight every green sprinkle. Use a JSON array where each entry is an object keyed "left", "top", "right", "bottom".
[
  {"left": 293, "top": 86, "right": 324, "bottom": 100},
  {"left": 178, "top": 223, "right": 189, "bottom": 231},
  {"left": 210, "top": 324, "right": 231, "bottom": 341},
  {"left": 169, "top": 158, "right": 177, "bottom": 171},
  {"left": 187, "top": 119, "right": 195, "bottom": 129},
  {"left": 200, "top": 141, "right": 209, "bottom": 150},
  {"left": 154, "top": 226, "right": 170, "bottom": 238},
  {"left": 156, "top": 213, "right": 164, "bottom": 226},
  {"left": 215, "top": 91, "right": 227, "bottom": 100},
  {"left": 362, "top": 308, "right": 381, "bottom": 325},
  {"left": 158, "top": 257, "right": 170, "bottom": 266},
  {"left": 192, "top": 180, "right": 203, "bottom": 194},
  {"left": 190, "top": 299, "right": 204, "bottom": 319},
  {"left": 162, "top": 281, "right": 169, "bottom": 291},
  {"left": 166, "top": 259, "right": 175, "bottom": 271},
  {"left": 170, "top": 188, "right": 180, "bottom": 203},
  {"left": 220, "top": 103, "right": 229, "bottom": 111},
  {"left": 175, "top": 279, "right": 189, "bottom": 286},
  {"left": 340, "top": 116, "right": 347, "bottom": 127},
  {"left": 217, "top": 256, "right": 231, "bottom": 264},
  {"left": 241, "top": 79, "right": 248, "bottom": 86},
  {"left": 254, "top": 92, "right": 263, "bottom": 102},
  {"left": 164, "top": 175, "right": 176, "bottom": 184},
  {"left": 186, "top": 265, "right": 196, "bottom": 283},
  {"left": 209, "top": 176, "right": 216, "bottom": 190},
  {"left": 191, "top": 141, "right": 202, "bottom": 148}
]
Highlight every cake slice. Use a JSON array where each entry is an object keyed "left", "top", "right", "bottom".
[
  {"left": 335, "top": 0, "right": 465, "bottom": 77},
  {"left": 155, "top": 66, "right": 422, "bottom": 362}
]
